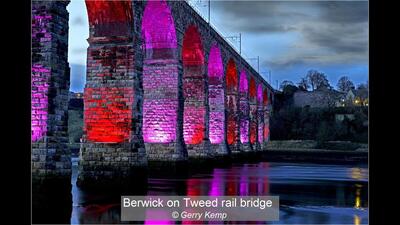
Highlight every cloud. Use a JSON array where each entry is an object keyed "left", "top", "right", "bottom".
[
  {"left": 315, "top": 1, "right": 368, "bottom": 24},
  {"left": 210, "top": 0, "right": 368, "bottom": 72},
  {"left": 212, "top": 1, "right": 313, "bottom": 33}
]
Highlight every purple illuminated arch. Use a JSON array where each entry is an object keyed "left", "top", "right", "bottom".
[
  {"left": 239, "top": 69, "right": 248, "bottom": 93},
  {"left": 239, "top": 69, "right": 249, "bottom": 143},
  {"left": 208, "top": 43, "right": 223, "bottom": 79},
  {"left": 142, "top": 0, "right": 179, "bottom": 143},
  {"left": 208, "top": 43, "right": 225, "bottom": 144},
  {"left": 257, "top": 84, "right": 263, "bottom": 104},
  {"left": 249, "top": 77, "right": 257, "bottom": 144},
  {"left": 142, "top": 0, "right": 177, "bottom": 50}
]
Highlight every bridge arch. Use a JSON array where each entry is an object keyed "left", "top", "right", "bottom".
[
  {"left": 263, "top": 88, "right": 269, "bottom": 106},
  {"left": 249, "top": 77, "right": 257, "bottom": 145},
  {"left": 86, "top": 0, "right": 133, "bottom": 37},
  {"left": 257, "top": 84, "right": 264, "bottom": 144},
  {"left": 263, "top": 88, "right": 270, "bottom": 142},
  {"left": 83, "top": 0, "right": 134, "bottom": 143},
  {"left": 239, "top": 69, "right": 249, "bottom": 144},
  {"left": 182, "top": 24, "right": 206, "bottom": 145},
  {"left": 142, "top": 0, "right": 179, "bottom": 144},
  {"left": 225, "top": 58, "right": 239, "bottom": 147},
  {"left": 208, "top": 42, "right": 225, "bottom": 145},
  {"left": 142, "top": 0, "right": 177, "bottom": 58}
]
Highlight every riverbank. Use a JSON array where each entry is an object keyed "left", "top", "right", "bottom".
[
  {"left": 69, "top": 140, "right": 368, "bottom": 163},
  {"left": 258, "top": 140, "right": 367, "bottom": 164},
  {"left": 266, "top": 140, "right": 368, "bottom": 151}
]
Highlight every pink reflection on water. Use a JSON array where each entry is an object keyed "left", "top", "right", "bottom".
[
  {"left": 209, "top": 169, "right": 224, "bottom": 196},
  {"left": 240, "top": 166, "right": 250, "bottom": 196},
  {"left": 144, "top": 209, "right": 173, "bottom": 224}
]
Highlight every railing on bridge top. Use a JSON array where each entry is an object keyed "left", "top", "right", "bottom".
[{"left": 185, "top": 0, "right": 274, "bottom": 91}]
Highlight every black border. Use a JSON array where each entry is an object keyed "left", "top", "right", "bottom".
[
  {"left": 8, "top": 0, "right": 31, "bottom": 224},
  {"left": 369, "top": 0, "right": 395, "bottom": 224}
]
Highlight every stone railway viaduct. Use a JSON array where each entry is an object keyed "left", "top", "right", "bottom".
[{"left": 32, "top": 0, "right": 276, "bottom": 186}]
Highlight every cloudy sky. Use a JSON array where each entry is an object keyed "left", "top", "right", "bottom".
[{"left": 67, "top": 0, "right": 368, "bottom": 92}]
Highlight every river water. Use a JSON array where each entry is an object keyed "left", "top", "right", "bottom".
[{"left": 70, "top": 157, "right": 368, "bottom": 224}]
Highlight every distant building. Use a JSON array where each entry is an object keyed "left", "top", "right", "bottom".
[
  {"left": 69, "top": 92, "right": 84, "bottom": 110},
  {"left": 344, "top": 88, "right": 368, "bottom": 106},
  {"left": 293, "top": 87, "right": 368, "bottom": 108},
  {"left": 335, "top": 114, "right": 355, "bottom": 122},
  {"left": 293, "top": 88, "right": 345, "bottom": 108},
  {"left": 69, "top": 91, "right": 83, "bottom": 99}
]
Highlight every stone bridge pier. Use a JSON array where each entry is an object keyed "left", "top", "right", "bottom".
[
  {"left": 32, "top": 0, "right": 71, "bottom": 185},
  {"left": 32, "top": 0, "right": 72, "bottom": 222},
  {"left": 31, "top": 0, "right": 275, "bottom": 187}
]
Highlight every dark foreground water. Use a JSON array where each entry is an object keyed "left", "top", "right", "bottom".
[{"left": 70, "top": 157, "right": 368, "bottom": 224}]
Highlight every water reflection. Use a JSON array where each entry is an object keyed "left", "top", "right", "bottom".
[
  {"left": 354, "top": 215, "right": 361, "bottom": 225},
  {"left": 68, "top": 158, "right": 368, "bottom": 224},
  {"left": 350, "top": 168, "right": 365, "bottom": 180},
  {"left": 355, "top": 184, "right": 362, "bottom": 209}
]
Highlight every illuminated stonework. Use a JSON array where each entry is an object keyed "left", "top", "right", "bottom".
[
  {"left": 33, "top": 0, "right": 279, "bottom": 186},
  {"left": 249, "top": 77, "right": 257, "bottom": 144},
  {"left": 84, "top": 87, "right": 133, "bottom": 143},
  {"left": 32, "top": 1, "right": 70, "bottom": 181},
  {"left": 226, "top": 59, "right": 239, "bottom": 146},
  {"left": 84, "top": 0, "right": 134, "bottom": 143},
  {"left": 142, "top": 0, "right": 178, "bottom": 143},
  {"left": 79, "top": 0, "right": 147, "bottom": 185},
  {"left": 86, "top": 0, "right": 133, "bottom": 37},
  {"left": 31, "top": 11, "right": 52, "bottom": 142},
  {"left": 208, "top": 43, "right": 225, "bottom": 144},
  {"left": 239, "top": 69, "right": 249, "bottom": 144},
  {"left": 263, "top": 89, "right": 270, "bottom": 142},
  {"left": 142, "top": 0, "right": 177, "bottom": 50},
  {"left": 183, "top": 25, "right": 206, "bottom": 145},
  {"left": 257, "top": 84, "right": 264, "bottom": 143},
  {"left": 84, "top": 45, "right": 134, "bottom": 143},
  {"left": 31, "top": 64, "right": 50, "bottom": 142},
  {"left": 142, "top": 65, "right": 178, "bottom": 143}
]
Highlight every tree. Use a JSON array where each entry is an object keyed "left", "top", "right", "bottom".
[
  {"left": 279, "top": 80, "right": 294, "bottom": 91},
  {"left": 298, "top": 77, "right": 309, "bottom": 91},
  {"left": 282, "top": 84, "right": 298, "bottom": 96},
  {"left": 306, "top": 70, "right": 331, "bottom": 90},
  {"left": 337, "top": 76, "right": 355, "bottom": 92},
  {"left": 357, "top": 82, "right": 368, "bottom": 90}
]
